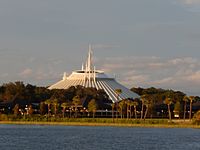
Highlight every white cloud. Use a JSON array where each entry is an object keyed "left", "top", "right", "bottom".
[
  {"left": 19, "top": 68, "right": 32, "bottom": 77},
  {"left": 17, "top": 67, "right": 62, "bottom": 86},
  {"left": 187, "top": 70, "right": 200, "bottom": 82},
  {"left": 183, "top": 0, "right": 200, "bottom": 5},
  {"left": 177, "top": 0, "right": 200, "bottom": 12}
]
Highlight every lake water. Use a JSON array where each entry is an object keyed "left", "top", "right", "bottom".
[{"left": 0, "top": 124, "right": 199, "bottom": 150}]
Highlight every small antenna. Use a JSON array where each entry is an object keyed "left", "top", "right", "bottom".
[
  {"left": 63, "top": 72, "right": 67, "bottom": 80},
  {"left": 94, "top": 66, "right": 96, "bottom": 82},
  {"left": 114, "top": 73, "right": 116, "bottom": 79},
  {"left": 81, "top": 63, "right": 84, "bottom": 71}
]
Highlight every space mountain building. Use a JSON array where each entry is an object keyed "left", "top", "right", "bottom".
[{"left": 48, "top": 46, "right": 139, "bottom": 102}]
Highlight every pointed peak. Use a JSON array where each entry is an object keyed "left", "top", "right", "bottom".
[
  {"left": 89, "top": 44, "right": 92, "bottom": 51},
  {"left": 81, "top": 63, "right": 84, "bottom": 71},
  {"left": 63, "top": 72, "right": 67, "bottom": 80},
  {"left": 86, "top": 44, "right": 93, "bottom": 72}
]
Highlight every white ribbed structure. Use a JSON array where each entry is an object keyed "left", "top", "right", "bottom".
[{"left": 48, "top": 46, "right": 139, "bottom": 102}]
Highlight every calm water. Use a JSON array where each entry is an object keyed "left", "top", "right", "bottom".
[{"left": 0, "top": 125, "right": 199, "bottom": 150}]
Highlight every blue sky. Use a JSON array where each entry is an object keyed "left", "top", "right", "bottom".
[{"left": 0, "top": 0, "right": 200, "bottom": 95}]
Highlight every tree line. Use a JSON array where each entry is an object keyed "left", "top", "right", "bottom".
[
  {"left": 0, "top": 82, "right": 199, "bottom": 120},
  {"left": 130, "top": 87, "right": 200, "bottom": 121},
  {"left": 0, "top": 81, "right": 111, "bottom": 118}
]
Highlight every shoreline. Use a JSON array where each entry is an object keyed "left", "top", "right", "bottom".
[{"left": 0, "top": 120, "right": 199, "bottom": 129}]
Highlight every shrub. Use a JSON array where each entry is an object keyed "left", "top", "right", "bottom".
[
  {"left": 0, "top": 114, "right": 9, "bottom": 121},
  {"left": 193, "top": 110, "right": 200, "bottom": 125}
]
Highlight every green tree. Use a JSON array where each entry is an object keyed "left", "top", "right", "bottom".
[
  {"left": 126, "top": 100, "right": 131, "bottom": 119},
  {"left": 114, "top": 89, "right": 122, "bottom": 119},
  {"left": 193, "top": 110, "right": 200, "bottom": 125},
  {"left": 132, "top": 101, "right": 138, "bottom": 119},
  {"left": 13, "top": 104, "right": 20, "bottom": 116},
  {"left": 72, "top": 95, "right": 81, "bottom": 118},
  {"left": 129, "top": 100, "right": 135, "bottom": 118},
  {"left": 189, "top": 96, "right": 196, "bottom": 120},
  {"left": 44, "top": 99, "right": 52, "bottom": 116},
  {"left": 28, "top": 105, "right": 34, "bottom": 116},
  {"left": 174, "top": 101, "right": 181, "bottom": 119},
  {"left": 3, "top": 82, "right": 26, "bottom": 105},
  {"left": 111, "top": 103, "right": 115, "bottom": 122},
  {"left": 164, "top": 97, "right": 173, "bottom": 122},
  {"left": 61, "top": 102, "right": 70, "bottom": 118},
  {"left": 88, "top": 99, "right": 98, "bottom": 118},
  {"left": 140, "top": 95, "right": 147, "bottom": 119},
  {"left": 115, "top": 102, "right": 119, "bottom": 118},
  {"left": 39, "top": 102, "right": 46, "bottom": 115},
  {"left": 143, "top": 98, "right": 152, "bottom": 121},
  {"left": 183, "top": 96, "right": 189, "bottom": 121},
  {"left": 52, "top": 99, "right": 59, "bottom": 115},
  {"left": 119, "top": 100, "right": 125, "bottom": 119}
]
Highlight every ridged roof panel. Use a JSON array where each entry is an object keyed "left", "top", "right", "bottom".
[{"left": 48, "top": 78, "right": 139, "bottom": 102}]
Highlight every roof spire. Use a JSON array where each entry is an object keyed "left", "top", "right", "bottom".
[
  {"left": 81, "top": 63, "right": 84, "bottom": 71},
  {"left": 87, "top": 44, "right": 93, "bottom": 72},
  {"left": 84, "top": 44, "right": 94, "bottom": 86},
  {"left": 63, "top": 72, "right": 67, "bottom": 80}
]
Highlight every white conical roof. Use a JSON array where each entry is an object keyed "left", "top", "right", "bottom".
[{"left": 48, "top": 46, "right": 139, "bottom": 102}]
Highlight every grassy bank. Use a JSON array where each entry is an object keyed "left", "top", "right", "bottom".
[
  {"left": 0, "top": 115, "right": 199, "bottom": 128},
  {"left": 0, "top": 120, "right": 199, "bottom": 128}
]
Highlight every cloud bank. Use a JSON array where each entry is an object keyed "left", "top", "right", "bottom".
[
  {"left": 177, "top": 0, "right": 200, "bottom": 12},
  {"left": 98, "top": 56, "right": 200, "bottom": 95},
  {"left": 183, "top": 0, "right": 200, "bottom": 5}
]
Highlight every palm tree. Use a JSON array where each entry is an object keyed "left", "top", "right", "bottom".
[
  {"left": 52, "top": 99, "right": 59, "bottom": 115},
  {"left": 28, "top": 105, "right": 34, "bottom": 116},
  {"left": 132, "top": 101, "right": 138, "bottom": 119},
  {"left": 111, "top": 103, "right": 115, "bottom": 122},
  {"left": 115, "top": 89, "right": 122, "bottom": 119},
  {"left": 88, "top": 99, "right": 98, "bottom": 118},
  {"left": 115, "top": 102, "right": 119, "bottom": 118},
  {"left": 13, "top": 104, "right": 20, "bottom": 116},
  {"left": 39, "top": 102, "right": 46, "bottom": 115},
  {"left": 174, "top": 101, "right": 181, "bottom": 119},
  {"left": 126, "top": 100, "right": 131, "bottom": 119},
  {"left": 61, "top": 102, "right": 69, "bottom": 118},
  {"left": 44, "top": 99, "right": 52, "bottom": 117},
  {"left": 143, "top": 99, "right": 151, "bottom": 121},
  {"left": 189, "top": 96, "right": 196, "bottom": 120},
  {"left": 164, "top": 97, "right": 173, "bottom": 122},
  {"left": 72, "top": 95, "right": 81, "bottom": 118},
  {"left": 140, "top": 95, "right": 146, "bottom": 119},
  {"left": 183, "top": 96, "right": 189, "bottom": 121},
  {"left": 119, "top": 100, "right": 125, "bottom": 118},
  {"left": 129, "top": 100, "right": 135, "bottom": 118}
]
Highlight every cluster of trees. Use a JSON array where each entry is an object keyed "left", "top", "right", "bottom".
[
  {"left": 131, "top": 87, "right": 200, "bottom": 121},
  {"left": 109, "top": 87, "right": 200, "bottom": 122},
  {"left": 0, "top": 82, "right": 111, "bottom": 117},
  {"left": 112, "top": 94, "right": 199, "bottom": 122}
]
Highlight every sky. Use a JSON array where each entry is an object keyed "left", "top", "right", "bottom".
[{"left": 0, "top": 0, "right": 200, "bottom": 95}]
